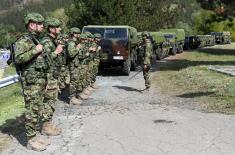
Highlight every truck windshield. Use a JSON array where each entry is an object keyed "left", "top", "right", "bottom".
[
  {"left": 164, "top": 34, "right": 175, "bottom": 39},
  {"left": 83, "top": 27, "right": 128, "bottom": 40}
]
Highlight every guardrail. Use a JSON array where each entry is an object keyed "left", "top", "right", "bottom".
[{"left": 0, "top": 74, "right": 19, "bottom": 88}]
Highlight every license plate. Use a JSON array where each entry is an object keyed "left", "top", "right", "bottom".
[{"left": 113, "top": 56, "right": 123, "bottom": 60}]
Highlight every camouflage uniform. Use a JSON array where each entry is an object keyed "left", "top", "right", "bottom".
[
  {"left": 40, "top": 18, "right": 63, "bottom": 122},
  {"left": 14, "top": 13, "right": 46, "bottom": 138},
  {"left": 141, "top": 32, "right": 152, "bottom": 89},
  {"left": 67, "top": 28, "right": 84, "bottom": 99},
  {"left": 57, "top": 33, "right": 70, "bottom": 90},
  {"left": 92, "top": 33, "right": 102, "bottom": 85}
]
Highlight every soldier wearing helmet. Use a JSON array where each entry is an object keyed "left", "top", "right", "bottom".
[
  {"left": 39, "top": 17, "right": 64, "bottom": 138},
  {"left": 91, "top": 33, "right": 102, "bottom": 89},
  {"left": 141, "top": 31, "right": 152, "bottom": 91},
  {"left": 14, "top": 12, "right": 50, "bottom": 151},
  {"left": 68, "top": 30, "right": 89, "bottom": 105}
]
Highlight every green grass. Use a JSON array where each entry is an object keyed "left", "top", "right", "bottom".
[
  {"left": 152, "top": 44, "right": 235, "bottom": 114},
  {"left": 0, "top": 66, "right": 24, "bottom": 126}
]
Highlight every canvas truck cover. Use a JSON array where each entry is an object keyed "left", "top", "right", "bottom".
[
  {"left": 82, "top": 25, "right": 138, "bottom": 47},
  {"left": 160, "top": 29, "right": 185, "bottom": 42},
  {"left": 150, "top": 32, "right": 166, "bottom": 44}
]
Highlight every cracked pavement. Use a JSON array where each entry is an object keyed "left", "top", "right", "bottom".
[{"left": 1, "top": 69, "right": 235, "bottom": 155}]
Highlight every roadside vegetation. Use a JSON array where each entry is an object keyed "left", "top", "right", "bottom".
[
  {"left": 0, "top": 67, "right": 24, "bottom": 125},
  {"left": 152, "top": 43, "right": 235, "bottom": 114}
]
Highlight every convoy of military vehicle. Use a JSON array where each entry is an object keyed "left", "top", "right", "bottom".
[{"left": 83, "top": 25, "right": 231, "bottom": 75}]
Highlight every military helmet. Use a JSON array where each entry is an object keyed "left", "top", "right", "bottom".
[
  {"left": 94, "top": 33, "right": 102, "bottom": 38},
  {"left": 45, "top": 17, "right": 62, "bottom": 29},
  {"left": 84, "top": 31, "right": 94, "bottom": 38},
  {"left": 70, "top": 27, "right": 81, "bottom": 34},
  {"left": 141, "top": 31, "right": 150, "bottom": 38},
  {"left": 24, "top": 12, "right": 44, "bottom": 25},
  {"left": 80, "top": 33, "right": 87, "bottom": 40}
]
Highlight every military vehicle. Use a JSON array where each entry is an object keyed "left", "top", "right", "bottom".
[
  {"left": 184, "top": 35, "right": 200, "bottom": 50},
  {"left": 82, "top": 25, "right": 139, "bottom": 75},
  {"left": 160, "top": 29, "right": 185, "bottom": 53},
  {"left": 197, "top": 35, "right": 207, "bottom": 48},
  {"left": 150, "top": 32, "right": 170, "bottom": 60},
  {"left": 162, "top": 32, "right": 177, "bottom": 55},
  {"left": 211, "top": 31, "right": 231, "bottom": 44}
]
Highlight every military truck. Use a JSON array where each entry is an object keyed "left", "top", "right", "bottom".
[
  {"left": 150, "top": 32, "right": 171, "bottom": 60},
  {"left": 197, "top": 35, "right": 207, "bottom": 48},
  {"left": 184, "top": 35, "right": 200, "bottom": 50},
  {"left": 82, "top": 25, "right": 139, "bottom": 75},
  {"left": 160, "top": 29, "right": 185, "bottom": 53},
  {"left": 211, "top": 31, "right": 231, "bottom": 44},
  {"left": 162, "top": 32, "right": 177, "bottom": 54}
]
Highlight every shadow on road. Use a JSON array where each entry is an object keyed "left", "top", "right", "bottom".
[
  {"left": 0, "top": 115, "right": 27, "bottom": 147},
  {"left": 197, "top": 48, "right": 235, "bottom": 56},
  {"left": 177, "top": 91, "right": 215, "bottom": 98},
  {"left": 113, "top": 85, "right": 144, "bottom": 93}
]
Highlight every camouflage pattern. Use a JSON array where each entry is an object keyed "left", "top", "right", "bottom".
[
  {"left": 24, "top": 12, "right": 44, "bottom": 24},
  {"left": 56, "top": 33, "right": 70, "bottom": 90},
  {"left": 142, "top": 37, "right": 152, "bottom": 89},
  {"left": 70, "top": 27, "right": 81, "bottom": 34},
  {"left": 14, "top": 32, "right": 47, "bottom": 138},
  {"left": 44, "top": 17, "right": 62, "bottom": 29}
]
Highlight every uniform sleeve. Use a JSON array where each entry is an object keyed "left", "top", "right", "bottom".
[
  {"left": 14, "top": 38, "right": 39, "bottom": 65},
  {"left": 67, "top": 41, "right": 79, "bottom": 58},
  {"left": 43, "top": 41, "right": 58, "bottom": 59},
  {"left": 143, "top": 42, "right": 152, "bottom": 65}
]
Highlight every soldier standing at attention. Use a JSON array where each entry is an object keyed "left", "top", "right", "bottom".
[
  {"left": 67, "top": 28, "right": 88, "bottom": 105},
  {"left": 40, "top": 17, "right": 63, "bottom": 137},
  {"left": 14, "top": 12, "right": 50, "bottom": 151},
  {"left": 141, "top": 32, "right": 152, "bottom": 90},
  {"left": 92, "top": 33, "right": 102, "bottom": 89}
]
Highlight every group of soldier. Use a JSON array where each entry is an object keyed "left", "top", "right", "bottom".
[{"left": 13, "top": 12, "right": 152, "bottom": 151}]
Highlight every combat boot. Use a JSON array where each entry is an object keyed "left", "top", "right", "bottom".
[
  {"left": 41, "top": 122, "right": 62, "bottom": 136},
  {"left": 87, "top": 85, "right": 94, "bottom": 91},
  {"left": 91, "top": 83, "right": 99, "bottom": 89},
  {"left": 78, "top": 92, "right": 89, "bottom": 100},
  {"left": 70, "top": 96, "right": 82, "bottom": 105},
  {"left": 27, "top": 136, "right": 47, "bottom": 152},
  {"left": 83, "top": 88, "right": 91, "bottom": 96}
]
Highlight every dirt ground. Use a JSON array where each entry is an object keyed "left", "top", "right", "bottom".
[{"left": 1, "top": 62, "right": 235, "bottom": 155}]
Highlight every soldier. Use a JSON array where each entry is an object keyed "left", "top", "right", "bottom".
[
  {"left": 67, "top": 28, "right": 88, "bottom": 105},
  {"left": 82, "top": 32, "right": 95, "bottom": 96},
  {"left": 57, "top": 33, "right": 70, "bottom": 91},
  {"left": 40, "top": 17, "right": 64, "bottom": 137},
  {"left": 141, "top": 32, "right": 152, "bottom": 90},
  {"left": 92, "top": 33, "right": 102, "bottom": 89},
  {"left": 14, "top": 12, "right": 50, "bottom": 151}
]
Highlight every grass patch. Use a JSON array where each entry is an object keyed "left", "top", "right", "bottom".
[
  {"left": 152, "top": 44, "right": 235, "bottom": 114},
  {"left": 0, "top": 66, "right": 24, "bottom": 126}
]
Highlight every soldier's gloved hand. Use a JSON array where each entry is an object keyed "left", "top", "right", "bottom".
[
  {"left": 36, "top": 44, "right": 43, "bottom": 53},
  {"left": 55, "top": 44, "right": 64, "bottom": 55}
]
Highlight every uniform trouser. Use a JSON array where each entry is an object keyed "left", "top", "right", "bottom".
[
  {"left": 69, "top": 64, "right": 83, "bottom": 98},
  {"left": 143, "top": 65, "right": 151, "bottom": 88},
  {"left": 43, "top": 72, "right": 58, "bottom": 122},
  {"left": 81, "top": 63, "right": 89, "bottom": 89},
  {"left": 21, "top": 71, "right": 46, "bottom": 138},
  {"left": 92, "top": 60, "right": 100, "bottom": 83},
  {"left": 58, "top": 65, "right": 70, "bottom": 90}
]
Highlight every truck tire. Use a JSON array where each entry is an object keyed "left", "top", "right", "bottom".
[
  {"left": 156, "top": 48, "right": 164, "bottom": 60},
  {"left": 122, "top": 59, "right": 131, "bottom": 75},
  {"left": 171, "top": 45, "right": 177, "bottom": 55}
]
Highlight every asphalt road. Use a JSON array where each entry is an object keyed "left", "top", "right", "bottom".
[{"left": 1, "top": 68, "right": 235, "bottom": 155}]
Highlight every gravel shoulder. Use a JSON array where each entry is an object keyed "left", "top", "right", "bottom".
[{"left": 1, "top": 65, "right": 235, "bottom": 155}]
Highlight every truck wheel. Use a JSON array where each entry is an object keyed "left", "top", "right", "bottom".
[
  {"left": 156, "top": 48, "right": 164, "bottom": 60},
  {"left": 178, "top": 45, "right": 183, "bottom": 53},
  {"left": 122, "top": 59, "right": 131, "bottom": 75},
  {"left": 171, "top": 45, "right": 177, "bottom": 55}
]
